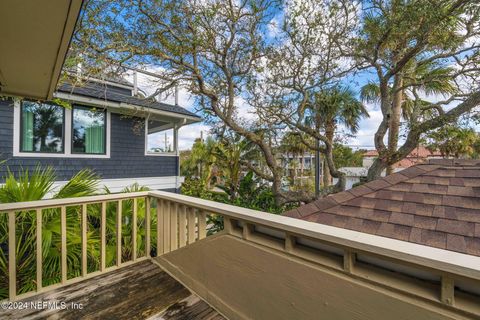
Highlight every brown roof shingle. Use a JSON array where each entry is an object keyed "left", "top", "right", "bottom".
[{"left": 283, "top": 159, "right": 480, "bottom": 257}]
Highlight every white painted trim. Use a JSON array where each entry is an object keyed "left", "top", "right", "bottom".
[
  {"left": 12, "top": 101, "right": 111, "bottom": 159},
  {"left": 54, "top": 91, "right": 201, "bottom": 123},
  {"left": 44, "top": 176, "right": 184, "bottom": 198}
]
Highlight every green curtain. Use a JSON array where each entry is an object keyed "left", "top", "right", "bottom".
[
  {"left": 85, "top": 125, "right": 105, "bottom": 154},
  {"left": 21, "top": 110, "right": 34, "bottom": 151}
]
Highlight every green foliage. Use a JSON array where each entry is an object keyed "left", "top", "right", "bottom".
[
  {"left": 333, "top": 144, "right": 363, "bottom": 168},
  {"left": 0, "top": 167, "right": 156, "bottom": 299},
  {"left": 425, "top": 125, "right": 480, "bottom": 158}
]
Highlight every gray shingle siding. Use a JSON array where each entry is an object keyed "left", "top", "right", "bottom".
[{"left": 0, "top": 100, "right": 178, "bottom": 182}]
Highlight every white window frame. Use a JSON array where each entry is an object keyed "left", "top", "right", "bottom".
[
  {"left": 144, "top": 117, "right": 179, "bottom": 157},
  {"left": 13, "top": 100, "right": 111, "bottom": 158}
]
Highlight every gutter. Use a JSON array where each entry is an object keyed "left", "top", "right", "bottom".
[{"left": 53, "top": 91, "right": 202, "bottom": 123}]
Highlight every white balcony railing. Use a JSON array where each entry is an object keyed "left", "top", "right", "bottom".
[{"left": 1, "top": 191, "right": 479, "bottom": 317}]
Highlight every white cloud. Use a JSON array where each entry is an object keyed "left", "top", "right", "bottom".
[
  {"left": 178, "top": 123, "right": 211, "bottom": 150},
  {"left": 124, "top": 67, "right": 211, "bottom": 150}
]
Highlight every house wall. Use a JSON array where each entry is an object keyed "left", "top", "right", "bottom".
[{"left": 0, "top": 100, "right": 178, "bottom": 185}]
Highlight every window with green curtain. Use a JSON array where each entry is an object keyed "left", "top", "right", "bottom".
[
  {"left": 72, "top": 106, "right": 106, "bottom": 154},
  {"left": 20, "top": 101, "right": 64, "bottom": 153}
]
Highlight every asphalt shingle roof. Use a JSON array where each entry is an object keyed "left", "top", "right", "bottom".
[
  {"left": 57, "top": 82, "right": 201, "bottom": 119},
  {"left": 284, "top": 159, "right": 480, "bottom": 257}
]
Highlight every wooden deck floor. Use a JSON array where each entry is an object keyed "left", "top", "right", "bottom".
[{"left": 0, "top": 260, "right": 225, "bottom": 320}]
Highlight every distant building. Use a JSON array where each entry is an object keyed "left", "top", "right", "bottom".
[
  {"left": 335, "top": 146, "right": 443, "bottom": 189},
  {"left": 362, "top": 146, "right": 442, "bottom": 169}
]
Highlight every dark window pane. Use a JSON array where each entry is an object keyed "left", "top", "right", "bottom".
[
  {"left": 21, "top": 101, "right": 64, "bottom": 153},
  {"left": 72, "top": 107, "right": 106, "bottom": 154}
]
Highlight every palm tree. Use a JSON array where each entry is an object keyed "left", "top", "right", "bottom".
[
  {"left": 280, "top": 132, "right": 311, "bottom": 187},
  {"left": 313, "top": 87, "right": 368, "bottom": 186},
  {"left": 181, "top": 137, "right": 218, "bottom": 188},
  {"left": 361, "top": 60, "right": 457, "bottom": 174},
  {"left": 214, "top": 133, "right": 258, "bottom": 202}
]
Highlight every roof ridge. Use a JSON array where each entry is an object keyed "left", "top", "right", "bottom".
[{"left": 288, "top": 163, "right": 441, "bottom": 221}]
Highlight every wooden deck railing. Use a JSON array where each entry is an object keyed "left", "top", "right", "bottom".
[
  {"left": 1, "top": 190, "right": 480, "bottom": 316},
  {"left": 0, "top": 191, "right": 208, "bottom": 301}
]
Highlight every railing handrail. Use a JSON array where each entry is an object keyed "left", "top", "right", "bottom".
[
  {"left": 0, "top": 191, "right": 150, "bottom": 211},
  {"left": 2, "top": 190, "right": 479, "bottom": 281},
  {"left": 148, "top": 190, "right": 480, "bottom": 281}
]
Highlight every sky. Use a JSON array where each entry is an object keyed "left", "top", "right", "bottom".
[
  {"left": 122, "top": 1, "right": 478, "bottom": 152},
  {"left": 127, "top": 65, "right": 392, "bottom": 152}
]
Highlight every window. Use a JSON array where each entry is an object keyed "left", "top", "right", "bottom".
[
  {"left": 146, "top": 119, "right": 176, "bottom": 154},
  {"left": 20, "top": 101, "right": 64, "bottom": 153},
  {"left": 72, "top": 106, "right": 106, "bottom": 154}
]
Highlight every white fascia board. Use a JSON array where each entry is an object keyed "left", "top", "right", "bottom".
[{"left": 53, "top": 91, "right": 201, "bottom": 124}]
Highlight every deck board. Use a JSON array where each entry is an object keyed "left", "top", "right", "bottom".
[{"left": 0, "top": 260, "right": 225, "bottom": 320}]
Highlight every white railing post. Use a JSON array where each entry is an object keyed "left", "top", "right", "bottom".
[
  {"left": 100, "top": 202, "right": 107, "bottom": 271},
  {"left": 8, "top": 211, "right": 16, "bottom": 300},
  {"left": 178, "top": 204, "right": 187, "bottom": 248},
  {"left": 198, "top": 210, "right": 207, "bottom": 240},
  {"left": 132, "top": 198, "right": 138, "bottom": 261},
  {"left": 82, "top": 204, "right": 87, "bottom": 276},
  {"left": 157, "top": 199, "right": 164, "bottom": 256},
  {"left": 61, "top": 206, "right": 67, "bottom": 284},
  {"left": 145, "top": 196, "right": 151, "bottom": 257},
  {"left": 117, "top": 200, "right": 122, "bottom": 266},
  {"left": 187, "top": 207, "right": 196, "bottom": 244},
  {"left": 163, "top": 201, "right": 171, "bottom": 253},
  {"left": 223, "top": 216, "right": 232, "bottom": 234},
  {"left": 170, "top": 202, "right": 178, "bottom": 250},
  {"left": 36, "top": 209, "right": 42, "bottom": 291}
]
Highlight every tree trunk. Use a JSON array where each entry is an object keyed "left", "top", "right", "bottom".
[
  {"left": 367, "top": 157, "right": 388, "bottom": 181},
  {"left": 387, "top": 70, "right": 404, "bottom": 175},
  {"left": 323, "top": 122, "right": 335, "bottom": 186},
  {"left": 323, "top": 159, "right": 330, "bottom": 186}
]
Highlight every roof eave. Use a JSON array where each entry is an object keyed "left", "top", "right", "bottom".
[
  {"left": 54, "top": 91, "right": 202, "bottom": 123},
  {"left": 0, "top": 0, "right": 84, "bottom": 100}
]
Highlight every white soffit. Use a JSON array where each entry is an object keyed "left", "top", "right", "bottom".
[{"left": 0, "top": 0, "right": 83, "bottom": 100}]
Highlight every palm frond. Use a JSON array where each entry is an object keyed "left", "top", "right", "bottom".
[
  {"left": 53, "top": 169, "right": 99, "bottom": 199},
  {"left": 0, "top": 166, "right": 55, "bottom": 203}
]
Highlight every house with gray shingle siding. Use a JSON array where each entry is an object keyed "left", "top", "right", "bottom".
[{"left": 0, "top": 77, "right": 201, "bottom": 193}]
